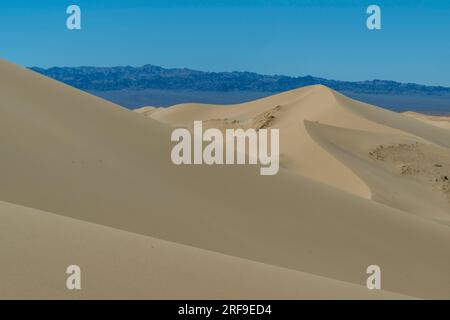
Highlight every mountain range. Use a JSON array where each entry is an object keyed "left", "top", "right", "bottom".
[
  {"left": 30, "top": 65, "right": 450, "bottom": 113},
  {"left": 30, "top": 65, "right": 450, "bottom": 94}
]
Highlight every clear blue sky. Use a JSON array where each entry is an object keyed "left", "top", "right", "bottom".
[{"left": 1, "top": 0, "right": 450, "bottom": 86}]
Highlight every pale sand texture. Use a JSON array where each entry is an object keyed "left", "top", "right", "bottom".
[
  {"left": 403, "top": 111, "right": 450, "bottom": 130},
  {"left": 134, "top": 106, "right": 159, "bottom": 117},
  {"left": 147, "top": 86, "right": 450, "bottom": 219},
  {"left": 1, "top": 59, "right": 449, "bottom": 299},
  {"left": 0, "top": 200, "right": 412, "bottom": 299}
]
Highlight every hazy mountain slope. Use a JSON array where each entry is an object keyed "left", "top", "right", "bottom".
[
  {"left": 31, "top": 65, "right": 450, "bottom": 96},
  {"left": 31, "top": 65, "right": 450, "bottom": 112}
]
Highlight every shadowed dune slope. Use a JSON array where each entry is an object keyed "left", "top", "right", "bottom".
[
  {"left": 0, "top": 200, "right": 413, "bottom": 300},
  {"left": 304, "top": 121, "right": 450, "bottom": 221},
  {"left": 146, "top": 85, "right": 450, "bottom": 219}
]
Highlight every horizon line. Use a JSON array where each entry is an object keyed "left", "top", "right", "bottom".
[{"left": 27, "top": 63, "right": 450, "bottom": 90}]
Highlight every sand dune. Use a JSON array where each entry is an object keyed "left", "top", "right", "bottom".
[
  {"left": 1, "top": 58, "right": 450, "bottom": 299},
  {"left": 0, "top": 200, "right": 412, "bottom": 299},
  {"left": 403, "top": 111, "right": 450, "bottom": 131},
  {"left": 305, "top": 121, "right": 450, "bottom": 222},
  {"left": 134, "top": 106, "right": 159, "bottom": 117},
  {"left": 146, "top": 86, "right": 450, "bottom": 218}
]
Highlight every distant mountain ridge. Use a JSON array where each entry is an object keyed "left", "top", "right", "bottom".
[{"left": 30, "top": 65, "right": 450, "bottom": 96}]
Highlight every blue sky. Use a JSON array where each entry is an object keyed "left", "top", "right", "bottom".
[{"left": 1, "top": 0, "right": 450, "bottom": 86}]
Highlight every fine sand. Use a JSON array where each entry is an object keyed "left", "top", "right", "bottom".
[
  {"left": 134, "top": 106, "right": 159, "bottom": 117},
  {"left": 1, "top": 58, "right": 450, "bottom": 299},
  {"left": 403, "top": 111, "right": 450, "bottom": 131}
]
